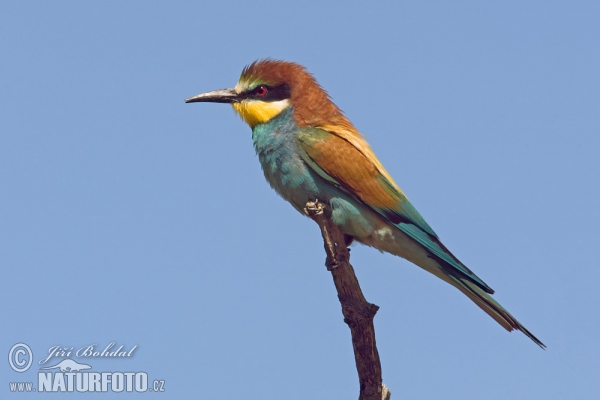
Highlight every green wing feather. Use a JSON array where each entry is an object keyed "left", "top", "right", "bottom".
[
  {"left": 296, "top": 127, "right": 494, "bottom": 294},
  {"left": 296, "top": 127, "right": 436, "bottom": 234},
  {"left": 295, "top": 127, "right": 546, "bottom": 348}
]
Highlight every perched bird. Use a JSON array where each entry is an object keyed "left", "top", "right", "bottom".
[{"left": 186, "top": 59, "right": 544, "bottom": 348}]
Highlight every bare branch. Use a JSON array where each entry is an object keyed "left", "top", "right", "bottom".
[{"left": 305, "top": 200, "right": 391, "bottom": 400}]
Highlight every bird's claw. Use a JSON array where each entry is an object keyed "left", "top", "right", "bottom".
[
  {"left": 304, "top": 199, "right": 324, "bottom": 216},
  {"left": 326, "top": 252, "right": 348, "bottom": 270},
  {"left": 326, "top": 259, "right": 341, "bottom": 271}
]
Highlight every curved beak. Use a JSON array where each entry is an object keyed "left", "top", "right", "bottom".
[{"left": 185, "top": 88, "right": 240, "bottom": 104}]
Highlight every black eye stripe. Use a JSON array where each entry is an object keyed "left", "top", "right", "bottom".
[{"left": 244, "top": 84, "right": 291, "bottom": 102}]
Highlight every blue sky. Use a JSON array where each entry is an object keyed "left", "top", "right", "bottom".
[{"left": 1, "top": 1, "right": 599, "bottom": 399}]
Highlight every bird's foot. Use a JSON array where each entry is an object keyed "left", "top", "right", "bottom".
[
  {"left": 304, "top": 199, "right": 324, "bottom": 216},
  {"left": 305, "top": 199, "right": 349, "bottom": 271},
  {"left": 325, "top": 256, "right": 343, "bottom": 271}
]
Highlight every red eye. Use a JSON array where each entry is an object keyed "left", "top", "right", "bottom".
[{"left": 255, "top": 86, "right": 267, "bottom": 96}]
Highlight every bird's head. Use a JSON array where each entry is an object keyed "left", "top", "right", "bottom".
[{"left": 186, "top": 59, "right": 353, "bottom": 129}]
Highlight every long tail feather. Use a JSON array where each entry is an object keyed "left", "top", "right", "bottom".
[{"left": 451, "top": 277, "right": 546, "bottom": 348}]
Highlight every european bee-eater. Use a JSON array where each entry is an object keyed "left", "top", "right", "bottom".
[{"left": 186, "top": 59, "right": 544, "bottom": 348}]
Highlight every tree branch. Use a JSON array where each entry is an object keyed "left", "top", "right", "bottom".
[{"left": 305, "top": 200, "right": 391, "bottom": 400}]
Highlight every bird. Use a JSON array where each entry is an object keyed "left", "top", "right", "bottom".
[{"left": 185, "top": 59, "right": 544, "bottom": 348}]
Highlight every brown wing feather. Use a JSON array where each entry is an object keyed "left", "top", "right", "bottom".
[{"left": 298, "top": 126, "right": 402, "bottom": 210}]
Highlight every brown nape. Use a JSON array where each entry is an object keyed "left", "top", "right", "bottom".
[{"left": 241, "top": 59, "right": 356, "bottom": 129}]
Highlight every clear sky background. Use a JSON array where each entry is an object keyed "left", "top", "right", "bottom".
[{"left": 1, "top": 2, "right": 599, "bottom": 399}]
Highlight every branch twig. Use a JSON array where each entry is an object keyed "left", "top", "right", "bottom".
[{"left": 305, "top": 200, "right": 391, "bottom": 400}]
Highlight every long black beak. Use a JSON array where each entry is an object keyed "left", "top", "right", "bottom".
[{"left": 185, "top": 88, "right": 240, "bottom": 104}]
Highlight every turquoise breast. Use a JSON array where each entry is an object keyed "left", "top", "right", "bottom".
[{"left": 251, "top": 107, "right": 376, "bottom": 238}]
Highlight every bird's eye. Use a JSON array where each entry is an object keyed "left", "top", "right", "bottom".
[{"left": 255, "top": 86, "right": 268, "bottom": 97}]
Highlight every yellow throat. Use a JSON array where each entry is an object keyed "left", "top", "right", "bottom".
[{"left": 232, "top": 99, "right": 290, "bottom": 128}]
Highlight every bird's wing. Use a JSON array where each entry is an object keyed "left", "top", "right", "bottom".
[
  {"left": 297, "top": 126, "right": 436, "bottom": 235},
  {"left": 296, "top": 125, "right": 493, "bottom": 294}
]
